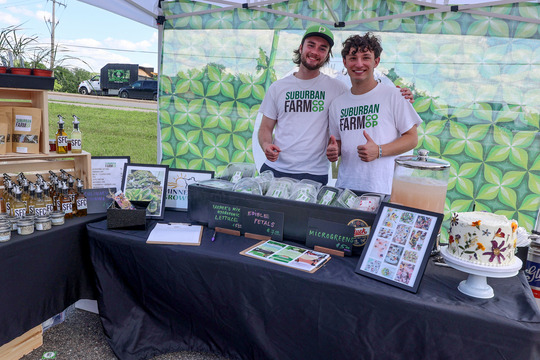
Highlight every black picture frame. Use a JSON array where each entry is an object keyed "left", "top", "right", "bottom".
[
  {"left": 355, "top": 202, "right": 443, "bottom": 293},
  {"left": 91, "top": 156, "right": 130, "bottom": 190},
  {"left": 121, "top": 163, "right": 169, "bottom": 220},
  {"left": 165, "top": 168, "right": 214, "bottom": 211}
]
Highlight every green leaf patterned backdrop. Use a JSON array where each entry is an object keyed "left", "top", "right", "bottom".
[{"left": 160, "top": 0, "right": 540, "bottom": 236}]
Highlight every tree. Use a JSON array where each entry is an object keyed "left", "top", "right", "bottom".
[{"left": 53, "top": 66, "right": 93, "bottom": 93}]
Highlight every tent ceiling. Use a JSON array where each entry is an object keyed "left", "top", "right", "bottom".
[{"left": 78, "top": 0, "right": 540, "bottom": 28}]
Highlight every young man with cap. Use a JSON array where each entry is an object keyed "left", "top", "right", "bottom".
[
  {"left": 258, "top": 24, "right": 346, "bottom": 184},
  {"left": 326, "top": 33, "right": 422, "bottom": 194},
  {"left": 258, "top": 25, "right": 413, "bottom": 185}
]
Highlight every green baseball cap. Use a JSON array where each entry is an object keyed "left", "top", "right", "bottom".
[{"left": 302, "top": 24, "right": 334, "bottom": 48}]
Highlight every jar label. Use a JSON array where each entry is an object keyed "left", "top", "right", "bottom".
[
  {"left": 35, "top": 207, "right": 48, "bottom": 217},
  {"left": 71, "top": 139, "right": 82, "bottom": 149},
  {"left": 13, "top": 208, "right": 25, "bottom": 218},
  {"left": 76, "top": 198, "right": 87, "bottom": 210},
  {"left": 57, "top": 136, "right": 68, "bottom": 146},
  {"left": 62, "top": 202, "right": 72, "bottom": 214},
  {"left": 46, "top": 204, "right": 54, "bottom": 213}
]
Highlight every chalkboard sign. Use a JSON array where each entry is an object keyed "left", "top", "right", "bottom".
[
  {"left": 241, "top": 208, "right": 284, "bottom": 241},
  {"left": 305, "top": 218, "right": 356, "bottom": 256},
  {"left": 83, "top": 188, "right": 116, "bottom": 214},
  {"left": 209, "top": 202, "right": 243, "bottom": 231}
]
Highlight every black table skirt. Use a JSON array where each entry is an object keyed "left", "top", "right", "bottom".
[
  {"left": 88, "top": 211, "right": 540, "bottom": 360},
  {"left": 0, "top": 213, "right": 105, "bottom": 346}
]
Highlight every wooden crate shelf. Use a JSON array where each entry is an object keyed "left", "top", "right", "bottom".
[
  {"left": 0, "top": 87, "right": 49, "bottom": 155},
  {"left": 0, "top": 151, "right": 92, "bottom": 188},
  {"left": 0, "top": 325, "right": 42, "bottom": 360}
]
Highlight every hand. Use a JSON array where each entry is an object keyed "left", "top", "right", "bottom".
[
  {"left": 397, "top": 86, "right": 414, "bottom": 103},
  {"left": 327, "top": 135, "right": 339, "bottom": 162},
  {"left": 357, "top": 131, "right": 378, "bottom": 162},
  {"left": 263, "top": 143, "right": 281, "bottom": 162}
]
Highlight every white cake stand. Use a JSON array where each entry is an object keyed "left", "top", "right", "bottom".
[{"left": 440, "top": 247, "right": 522, "bottom": 299}]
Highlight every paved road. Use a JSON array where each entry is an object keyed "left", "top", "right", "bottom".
[{"left": 48, "top": 92, "right": 158, "bottom": 112}]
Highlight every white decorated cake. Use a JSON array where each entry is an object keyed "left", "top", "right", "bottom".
[{"left": 447, "top": 211, "right": 518, "bottom": 267}]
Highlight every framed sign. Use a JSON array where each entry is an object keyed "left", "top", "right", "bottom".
[
  {"left": 355, "top": 202, "right": 443, "bottom": 293},
  {"left": 165, "top": 168, "right": 214, "bottom": 211},
  {"left": 91, "top": 156, "right": 130, "bottom": 189},
  {"left": 121, "top": 163, "right": 169, "bottom": 219}
]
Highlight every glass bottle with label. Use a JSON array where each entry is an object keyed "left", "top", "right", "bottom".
[
  {"left": 34, "top": 186, "right": 48, "bottom": 217},
  {"left": 26, "top": 182, "right": 36, "bottom": 216},
  {"left": 4, "top": 180, "right": 13, "bottom": 215},
  {"left": 75, "top": 178, "right": 87, "bottom": 217},
  {"left": 11, "top": 186, "right": 27, "bottom": 218},
  {"left": 56, "top": 115, "right": 68, "bottom": 154},
  {"left": 42, "top": 182, "right": 54, "bottom": 214},
  {"left": 20, "top": 178, "right": 30, "bottom": 214},
  {"left": 59, "top": 181, "right": 73, "bottom": 219},
  {"left": 71, "top": 115, "right": 82, "bottom": 153}
]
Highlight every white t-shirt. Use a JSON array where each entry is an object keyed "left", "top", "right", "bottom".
[
  {"left": 259, "top": 73, "right": 349, "bottom": 175},
  {"left": 329, "top": 83, "right": 422, "bottom": 194}
]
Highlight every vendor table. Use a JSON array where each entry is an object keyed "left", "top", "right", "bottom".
[
  {"left": 88, "top": 212, "right": 540, "bottom": 360},
  {"left": 0, "top": 213, "right": 105, "bottom": 346}
]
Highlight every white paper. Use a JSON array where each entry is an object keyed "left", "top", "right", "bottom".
[{"left": 146, "top": 222, "right": 202, "bottom": 245}]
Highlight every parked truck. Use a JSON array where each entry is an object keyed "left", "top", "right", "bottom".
[{"left": 78, "top": 63, "right": 142, "bottom": 96}]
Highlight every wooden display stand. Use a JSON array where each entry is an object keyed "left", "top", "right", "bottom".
[
  {"left": 0, "top": 325, "right": 43, "bottom": 360},
  {"left": 0, "top": 87, "right": 92, "bottom": 188}
]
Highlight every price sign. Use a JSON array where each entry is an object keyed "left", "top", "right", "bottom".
[
  {"left": 305, "top": 218, "right": 356, "bottom": 256},
  {"left": 209, "top": 202, "right": 243, "bottom": 231},
  {"left": 241, "top": 208, "right": 284, "bottom": 241}
]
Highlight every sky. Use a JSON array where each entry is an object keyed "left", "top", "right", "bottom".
[{"left": 0, "top": 0, "right": 158, "bottom": 73}]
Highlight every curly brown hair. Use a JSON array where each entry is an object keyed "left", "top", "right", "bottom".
[{"left": 341, "top": 32, "right": 382, "bottom": 59}]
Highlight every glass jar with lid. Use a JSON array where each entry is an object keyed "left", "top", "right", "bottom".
[
  {"left": 0, "top": 222, "right": 10, "bottom": 242},
  {"left": 50, "top": 210, "right": 65, "bottom": 226},
  {"left": 17, "top": 217, "right": 34, "bottom": 235},
  {"left": 35, "top": 215, "right": 52, "bottom": 231},
  {"left": 390, "top": 149, "right": 450, "bottom": 214}
]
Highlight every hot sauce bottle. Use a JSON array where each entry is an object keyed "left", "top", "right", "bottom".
[
  {"left": 42, "top": 182, "right": 54, "bottom": 214},
  {"left": 56, "top": 115, "right": 68, "bottom": 154},
  {"left": 34, "top": 186, "right": 48, "bottom": 217},
  {"left": 11, "top": 186, "right": 27, "bottom": 218},
  {"left": 71, "top": 115, "right": 82, "bottom": 153},
  {"left": 59, "top": 181, "right": 73, "bottom": 219},
  {"left": 75, "top": 178, "right": 87, "bottom": 217}
]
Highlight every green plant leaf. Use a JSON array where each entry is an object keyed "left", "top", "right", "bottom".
[
  {"left": 206, "top": 82, "right": 220, "bottom": 97},
  {"left": 449, "top": 199, "right": 474, "bottom": 212},
  {"left": 252, "top": 85, "right": 265, "bottom": 100},
  {"left": 202, "top": 146, "right": 215, "bottom": 159},
  {"left": 488, "top": 19, "right": 509, "bottom": 38},
  {"left": 161, "top": 126, "right": 172, "bottom": 142},
  {"left": 202, "top": 131, "right": 216, "bottom": 146},
  {"left": 216, "top": 147, "right": 230, "bottom": 163},
  {"left": 498, "top": 187, "right": 517, "bottom": 208},
  {"left": 216, "top": 133, "right": 231, "bottom": 147},
  {"left": 237, "top": 84, "right": 252, "bottom": 99},
  {"left": 190, "top": 80, "right": 204, "bottom": 96},
  {"left": 449, "top": 120, "right": 467, "bottom": 138},
  {"left": 207, "top": 65, "right": 220, "bottom": 82},
  {"left": 457, "top": 162, "right": 481, "bottom": 178},
  {"left": 529, "top": 173, "right": 540, "bottom": 194},
  {"left": 464, "top": 141, "right": 483, "bottom": 161},
  {"left": 484, "top": 164, "right": 502, "bottom": 184},
  {"left": 517, "top": 213, "right": 535, "bottom": 233},
  {"left": 520, "top": 194, "right": 540, "bottom": 212},
  {"left": 486, "top": 145, "right": 509, "bottom": 162},
  {"left": 509, "top": 148, "right": 528, "bottom": 169},
  {"left": 473, "top": 103, "right": 493, "bottom": 122},
  {"left": 468, "top": 124, "right": 490, "bottom": 140},
  {"left": 188, "top": 158, "right": 203, "bottom": 169},
  {"left": 203, "top": 115, "right": 219, "bottom": 129},
  {"left": 161, "top": 142, "right": 174, "bottom": 157},
  {"left": 174, "top": 158, "right": 188, "bottom": 169},
  {"left": 476, "top": 184, "right": 499, "bottom": 200},
  {"left": 467, "top": 20, "right": 489, "bottom": 36},
  {"left": 501, "top": 171, "right": 526, "bottom": 188},
  {"left": 412, "top": 97, "right": 431, "bottom": 113},
  {"left": 456, "top": 177, "right": 474, "bottom": 197},
  {"left": 442, "top": 139, "right": 465, "bottom": 155},
  {"left": 492, "top": 125, "right": 512, "bottom": 145}
]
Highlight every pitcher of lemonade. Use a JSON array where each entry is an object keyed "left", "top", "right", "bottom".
[{"left": 390, "top": 149, "right": 450, "bottom": 214}]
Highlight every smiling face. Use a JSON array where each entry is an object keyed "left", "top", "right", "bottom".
[
  {"left": 343, "top": 47, "right": 380, "bottom": 84},
  {"left": 298, "top": 36, "right": 331, "bottom": 71}
]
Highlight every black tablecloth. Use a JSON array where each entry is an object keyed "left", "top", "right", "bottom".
[
  {"left": 88, "top": 212, "right": 540, "bottom": 360},
  {"left": 0, "top": 214, "right": 105, "bottom": 346}
]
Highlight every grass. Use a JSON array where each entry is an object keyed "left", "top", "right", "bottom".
[{"left": 48, "top": 103, "right": 158, "bottom": 164}]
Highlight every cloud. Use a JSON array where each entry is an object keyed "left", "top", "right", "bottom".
[
  {"left": 103, "top": 38, "right": 153, "bottom": 51},
  {"left": 35, "top": 10, "right": 51, "bottom": 23},
  {"left": 0, "top": 12, "right": 21, "bottom": 26}
]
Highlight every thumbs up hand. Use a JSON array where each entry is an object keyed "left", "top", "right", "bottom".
[
  {"left": 326, "top": 135, "right": 340, "bottom": 162},
  {"left": 357, "top": 131, "right": 378, "bottom": 162}
]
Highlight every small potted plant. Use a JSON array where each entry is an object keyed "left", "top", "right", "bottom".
[
  {"left": 29, "top": 47, "right": 53, "bottom": 77},
  {"left": 4, "top": 26, "right": 37, "bottom": 75}
]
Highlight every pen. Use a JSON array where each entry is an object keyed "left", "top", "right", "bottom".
[{"left": 211, "top": 230, "right": 216, "bottom": 242}]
